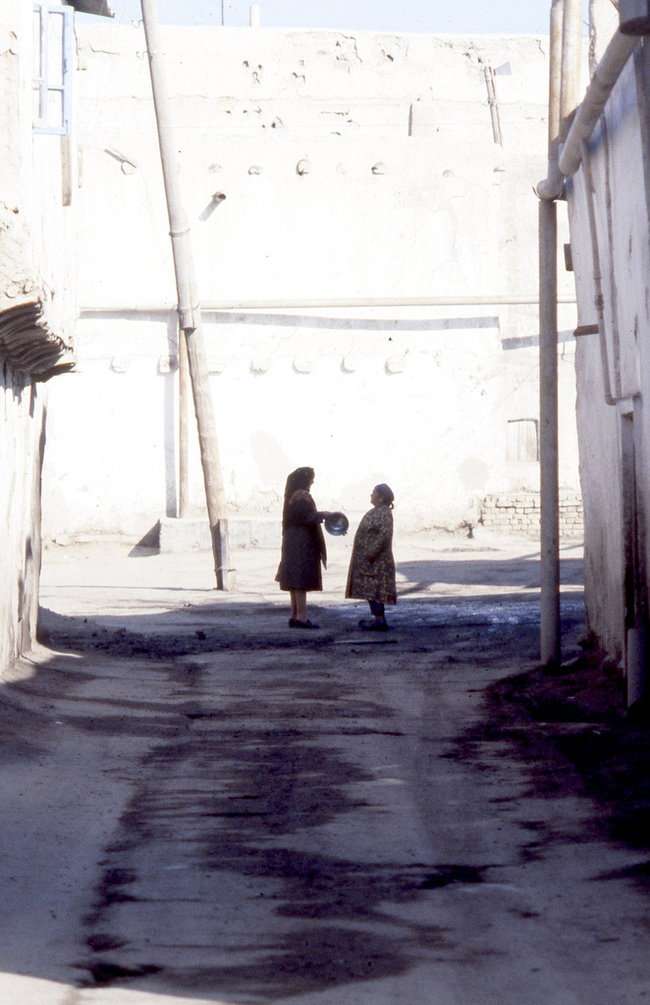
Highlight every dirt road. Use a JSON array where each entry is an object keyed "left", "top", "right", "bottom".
[{"left": 1, "top": 532, "right": 649, "bottom": 1004}]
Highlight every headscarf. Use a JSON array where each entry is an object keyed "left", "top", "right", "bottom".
[
  {"left": 283, "top": 467, "right": 315, "bottom": 524},
  {"left": 374, "top": 483, "right": 395, "bottom": 507}
]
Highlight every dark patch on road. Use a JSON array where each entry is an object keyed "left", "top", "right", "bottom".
[
  {"left": 86, "top": 933, "right": 128, "bottom": 952},
  {"left": 38, "top": 600, "right": 561, "bottom": 663},
  {"left": 82, "top": 961, "right": 162, "bottom": 986},
  {"left": 420, "top": 864, "right": 484, "bottom": 888},
  {"left": 77, "top": 665, "right": 460, "bottom": 998},
  {"left": 61, "top": 712, "right": 189, "bottom": 739},
  {"left": 595, "top": 860, "right": 650, "bottom": 888},
  {"left": 461, "top": 654, "right": 650, "bottom": 865},
  {"left": 8, "top": 580, "right": 591, "bottom": 999},
  {"left": 84, "top": 869, "right": 139, "bottom": 926}
]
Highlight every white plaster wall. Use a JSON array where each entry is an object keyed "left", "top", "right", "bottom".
[
  {"left": 42, "top": 25, "right": 580, "bottom": 541},
  {"left": 565, "top": 29, "right": 650, "bottom": 661},
  {"left": 72, "top": 27, "right": 555, "bottom": 307},
  {"left": 0, "top": 3, "right": 76, "bottom": 338},
  {"left": 0, "top": 1, "right": 78, "bottom": 674}
]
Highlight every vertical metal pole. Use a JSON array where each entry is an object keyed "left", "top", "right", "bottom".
[
  {"left": 178, "top": 322, "right": 189, "bottom": 518},
  {"left": 140, "top": 0, "right": 231, "bottom": 589},
  {"left": 537, "top": 0, "right": 566, "bottom": 668},
  {"left": 539, "top": 198, "right": 561, "bottom": 669}
]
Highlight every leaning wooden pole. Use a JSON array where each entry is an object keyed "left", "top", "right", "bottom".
[{"left": 140, "top": 0, "right": 230, "bottom": 589}]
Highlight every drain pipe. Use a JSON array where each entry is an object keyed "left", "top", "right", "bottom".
[
  {"left": 559, "top": 29, "right": 639, "bottom": 176},
  {"left": 579, "top": 140, "right": 617, "bottom": 406}
]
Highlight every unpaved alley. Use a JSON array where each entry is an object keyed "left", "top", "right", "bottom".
[{"left": 0, "top": 532, "right": 649, "bottom": 1005}]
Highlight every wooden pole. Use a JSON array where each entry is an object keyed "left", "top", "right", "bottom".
[
  {"left": 484, "top": 66, "right": 503, "bottom": 146},
  {"left": 560, "top": 0, "right": 584, "bottom": 140},
  {"left": 140, "top": 0, "right": 231, "bottom": 589}
]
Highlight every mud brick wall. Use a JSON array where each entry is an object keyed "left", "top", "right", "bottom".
[{"left": 480, "top": 493, "right": 584, "bottom": 538}]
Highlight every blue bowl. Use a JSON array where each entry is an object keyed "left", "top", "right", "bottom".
[{"left": 324, "top": 512, "right": 349, "bottom": 536}]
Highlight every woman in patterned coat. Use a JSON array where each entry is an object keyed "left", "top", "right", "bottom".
[
  {"left": 346, "top": 483, "right": 396, "bottom": 631},
  {"left": 277, "top": 466, "right": 328, "bottom": 629}
]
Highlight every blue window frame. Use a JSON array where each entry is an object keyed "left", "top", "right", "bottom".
[{"left": 33, "top": 4, "right": 74, "bottom": 135}]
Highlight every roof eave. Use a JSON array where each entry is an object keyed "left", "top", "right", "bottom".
[{"left": 65, "top": 0, "right": 115, "bottom": 18}]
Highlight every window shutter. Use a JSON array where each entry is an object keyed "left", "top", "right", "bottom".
[{"left": 33, "top": 4, "right": 74, "bottom": 135}]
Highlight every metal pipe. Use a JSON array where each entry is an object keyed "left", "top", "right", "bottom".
[
  {"left": 79, "top": 294, "right": 577, "bottom": 313},
  {"left": 539, "top": 198, "right": 561, "bottom": 670},
  {"left": 580, "top": 140, "right": 617, "bottom": 404},
  {"left": 140, "top": 0, "right": 231, "bottom": 589},
  {"left": 559, "top": 30, "right": 639, "bottom": 175}
]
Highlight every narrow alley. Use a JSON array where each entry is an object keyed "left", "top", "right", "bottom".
[{"left": 1, "top": 533, "right": 648, "bottom": 1004}]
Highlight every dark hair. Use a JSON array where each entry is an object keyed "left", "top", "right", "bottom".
[{"left": 283, "top": 467, "right": 315, "bottom": 523}]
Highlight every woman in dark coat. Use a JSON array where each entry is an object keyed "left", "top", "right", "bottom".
[
  {"left": 346, "top": 483, "right": 396, "bottom": 631},
  {"left": 277, "top": 467, "right": 328, "bottom": 629}
]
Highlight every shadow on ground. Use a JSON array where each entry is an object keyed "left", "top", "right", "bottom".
[
  {"left": 0, "top": 634, "right": 498, "bottom": 1001},
  {"left": 459, "top": 656, "right": 650, "bottom": 871},
  {"left": 396, "top": 552, "right": 583, "bottom": 596},
  {"left": 0, "top": 543, "right": 596, "bottom": 1002}
]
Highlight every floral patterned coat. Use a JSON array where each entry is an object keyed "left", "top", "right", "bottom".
[{"left": 345, "top": 503, "right": 396, "bottom": 604}]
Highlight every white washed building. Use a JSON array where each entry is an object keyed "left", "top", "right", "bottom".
[
  {"left": 0, "top": 0, "right": 109, "bottom": 674},
  {"left": 41, "top": 23, "right": 581, "bottom": 545}
]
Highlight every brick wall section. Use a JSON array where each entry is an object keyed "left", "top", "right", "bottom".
[{"left": 480, "top": 493, "right": 584, "bottom": 538}]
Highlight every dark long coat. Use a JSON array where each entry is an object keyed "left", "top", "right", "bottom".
[
  {"left": 345, "top": 503, "right": 396, "bottom": 604},
  {"left": 277, "top": 490, "right": 327, "bottom": 592}
]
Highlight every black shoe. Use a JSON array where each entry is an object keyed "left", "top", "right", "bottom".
[
  {"left": 289, "top": 618, "right": 297, "bottom": 627},
  {"left": 360, "top": 620, "right": 389, "bottom": 632},
  {"left": 294, "top": 619, "right": 320, "bottom": 629}
]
